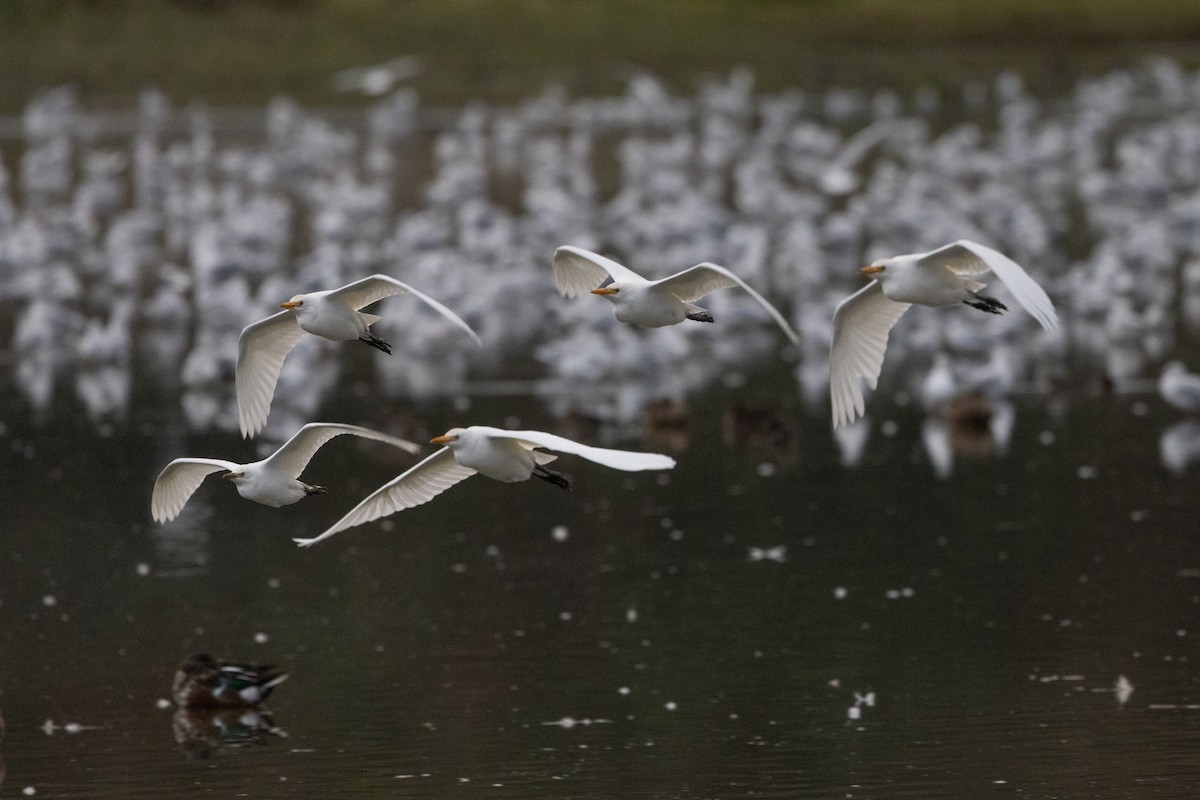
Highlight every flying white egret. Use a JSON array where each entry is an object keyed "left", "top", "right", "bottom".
[
  {"left": 294, "top": 425, "right": 676, "bottom": 547},
  {"left": 830, "top": 239, "right": 1058, "bottom": 429},
  {"left": 552, "top": 246, "right": 800, "bottom": 345},
  {"left": 150, "top": 423, "right": 421, "bottom": 523},
  {"left": 236, "top": 275, "right": 481, "bottom": 438}
]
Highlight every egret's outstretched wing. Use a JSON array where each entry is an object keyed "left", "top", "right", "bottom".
[
  {"left": 656, "top": 263, "right": 800, "bottom": 345},
  {"left": 552, "top": 246, "right": 644, "bottom": 299},
  {"left": 263, "top": 423, "right": 421, "bottom": 478},
  {"left": 830, "top": 281, "right": 912, "bottom": 429},
  {"left": 236, "top": 310, "right": 307, "bottom": 439},
  {"left": 328, "top": 274, "right": 481, "bottom": 345},
  {"left": 294, "top": 448, "right": 476, "bottom": 547},
  {"left": 152, "top": 458, "right": 240, "bottom": 523},
  {"left": 918, "top": 240, "right": 1058, "bottom": 331},
  {"left": 474, "top": 426, "right": 677, "bottom": 471}
]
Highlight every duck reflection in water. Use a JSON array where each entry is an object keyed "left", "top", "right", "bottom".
[
  {"left": 641, "top": 398, "right": 690, "bottom": 455},
  {"left": 922, "top": 393, "right": 1015, "bottom": 480},
  {"left": 173, "top": 708, "right": 286, "bottom": 759},
  {"left": 721, "top": 403, "right": 799, "bottom": 468}
]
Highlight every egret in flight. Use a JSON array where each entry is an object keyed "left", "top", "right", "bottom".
[{"left": 830, "top": 240, "right": 1058, "bottom": 429}]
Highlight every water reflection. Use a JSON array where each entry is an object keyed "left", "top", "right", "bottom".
[{"left": 172, "top": 708, "right": 287, "bottom": 759}]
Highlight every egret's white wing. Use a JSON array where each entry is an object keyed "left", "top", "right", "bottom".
[
  {"left": 656, "top": 263, "right": 800, "bottom": 345},
  {"left": 328, "top": 274, "right": 481, "bottom": 345},
  {"left": 918, "top": 240, "right": 1058, "bottom": 331},
  {"left": 830, "top": 281, "right": 912, "bottom": 429},
  {"left": 151, "top": 458, "right": 240, "bottom": 523},
  {"left": 263, "top": 423, "right": 421, "bottom": 477},
  {"left": 552, "top": 246, "right": 644, "bottom": 299},
  {"left": 236, "top": 310, "right": 307, "bottom": 438},
  {"left": 294, "top": 448, "right": 476, "bottom": 547},
  {"left": 473, "top": 426, "right": 677, "bottom": 471}
]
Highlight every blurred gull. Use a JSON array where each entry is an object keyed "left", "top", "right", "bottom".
[
  {"left": 151, "top": 422, "right": 420, "bottom": 523},
  {"left": 552, "top": 245, "right": 799, "bottom": 345},
  {"left": 236, "top": 274, "right": 481, "bottom": 437},
  {"left": 1161, "top": 421, "right": 1200, "bottom": 475},
  {"left": 295, "top": 425, "right": 675, "bottom": 547},
  {"left": 1159, "top": 361, "right": 1200, "bottom": 412},
  {"left": 331, "top": 56, "right": 422, "bottom": 97},
  {"left": 831, "top": 239, "right": 1058, "bottom": 428}
]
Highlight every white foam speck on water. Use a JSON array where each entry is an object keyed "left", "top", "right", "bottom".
[
  {"left": 756, "top": 462, "right": 775, "bottom": 477},
  {"left": 41, "top": 595, "right": 56, "bottom": 607},
  {"left": 254, "top": 632, "right": 269, "bottom": 644},
  {"left": 625, "top": 608, "right": 638, "bottom": 623},
  {"left": 881, "top": 420, "right": 899, "bottom": 437},
  {"left": 834, "top": 586, "right": 848, "bottom": 599},
  {"left": 135, "top": 563, "right": 150, "bottom": 576},
  {"left": 551, "top": 525, "right": 569, "bottom": 541},
  {"left": 664, "top": 701, "right": 677, "bottom": 711},
  {"left": 156, "top": 698, "right": 171, "bottom": 709},
  {"left": 1077, "top": 465, "right": 1099, "bottom": 479},
  {"left": 1039, "top": 430, "right": 1056, "bottom": 445},
  {"left": 617, "top": 686, "right": 630, "bottom": 695}
]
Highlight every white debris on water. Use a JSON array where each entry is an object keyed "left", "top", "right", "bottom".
[
  {"left": 748, "top": 545, "right": 787, "bottom": 563},
  {"left": 551, "top": 525, "right": 569, "bottom": 542}
]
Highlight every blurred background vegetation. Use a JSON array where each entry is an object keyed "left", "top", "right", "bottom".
[{"left": 1, "top": 0, "right": 1199, "bottom": 112}]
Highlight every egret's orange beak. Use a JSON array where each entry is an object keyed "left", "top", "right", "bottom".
[
  {"left": 590, "top": 287, "right": 617, "bottom": 295},
  {"left": 430, "top": 434, "right": 456, "bottom": 445},
  {"left": 280, "top": 301, "right": 302, "bottom": 309},
  {"left": 859, "top": 266, "right": 885, "bottom": 275}
]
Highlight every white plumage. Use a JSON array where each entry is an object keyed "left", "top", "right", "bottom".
[
  {"left": 150, "top": 422, "right": 420, "bottom": 523},
  {"left": 294, "top": 425, "right": 676, "bottom": 547},
  {"left": 830, "top": 239, "right": 1058, "bottom": 429},
  {"left": 552, "top": 245, "right": 799, "bottom": 345},
  {"left": 236, "top": 274, "right": 480, "bottom": 438}
]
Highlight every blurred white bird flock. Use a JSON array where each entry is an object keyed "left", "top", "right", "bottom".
[{"left": 3, "top": 57, "right": 1200, "bottom": 517}]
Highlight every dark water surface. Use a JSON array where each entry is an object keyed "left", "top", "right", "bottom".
[{"left": 2, "top": 377, "right": 1199, "bottom": 799}]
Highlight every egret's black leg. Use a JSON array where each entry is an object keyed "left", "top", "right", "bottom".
[
  {"left": 359, "top": 334, "right": 393, "bottom": 354},
  {"left": 686, "top": 312, "right": 715, "bottom": 323},
  {"left": 963, "top": 294, "right": 1008, "bottom": 315},
  {"left": 532, "top": 465, "right": 571, "bottom": 490},
  {"left": 304, "top": 484, "right": 328, "bottom": 496}
]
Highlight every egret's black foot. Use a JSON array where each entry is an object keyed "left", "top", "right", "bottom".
[
  {"left": 304, "top": 484, "right": 328, "bottom": 496},
  {"left": 686, "top": 312, "right": 715, "bottom": 323},
  {"left": 360, "top": 334, "right": 393, "bottom": 354},
  {"left": 964, "top": 295, "right": 1008, "bottom": 315},
  {"left": 533, "top": 465, "right": 571, "bottom": 490}
]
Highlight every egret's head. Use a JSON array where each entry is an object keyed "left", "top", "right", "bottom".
[
  {"left": 430, "top": 427, "right": 466, "bottom": 446},
  {"left": 859, "top": 258, "right": 889, "bottom": 276},
  {"left": 280, "top": 294, "right": 305, "bottom": 310},
  {"left": 221, "top": 470, "right": 245, "bottom": 482},
  {"left": 591, "top": 283, "right": 621, "bottom": 301}
]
